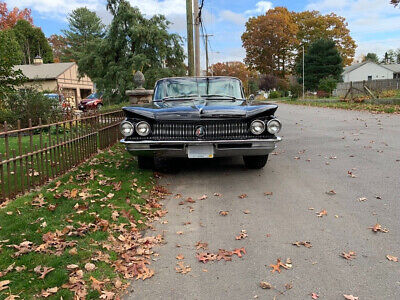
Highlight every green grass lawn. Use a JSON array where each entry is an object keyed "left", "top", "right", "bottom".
[
  {"left": 281, "top": 99, "right": 400, "bottom": 114},
  {"left": 0, "top": 144, "right": 163, "bottom": 299}
]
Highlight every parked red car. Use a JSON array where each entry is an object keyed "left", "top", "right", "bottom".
[{"left": 78, "top": 92, "right": 103, "bottom": 111}]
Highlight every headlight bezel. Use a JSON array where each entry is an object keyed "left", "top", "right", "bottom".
[
  {"left": 250, "top": 120, "right": 266, "bottom": 135},
  {"left": 120, "top": 121, "right": 135, "bottom": 137},
  {"left": 266, "top": 119, "right": 282, "bottom": 134},
  {"left": 135, "top": 121, "right": 151, "bottom": 136}
]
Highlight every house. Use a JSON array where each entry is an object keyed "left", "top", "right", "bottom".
[
  {"left": 14, "top": 56, "right": 94, "bottom": 107},
  {"left": 342, "top": 61, "right": 400, "bottom": 82}
]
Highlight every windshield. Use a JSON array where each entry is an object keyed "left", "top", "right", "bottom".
[
  {"left": 154, "top": 77, "right": 244, "bottom": 101},
  {"left": 86, "top": 92, "right": 101, "bottom": 100}
]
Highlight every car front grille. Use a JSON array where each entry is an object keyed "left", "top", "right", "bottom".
[{"left": 126, "top": 121, "right": 273, "bottom": 141}]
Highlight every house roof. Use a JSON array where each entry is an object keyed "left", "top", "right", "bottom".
[
  {"left": 13, "top": 62, "right": 75, "bottom": 80},
  {"left": 382, "top": 64, "right": 400, "bottom": 73},
  {"left": 343, "top": 61, "right": 400, "bottom": 75}
]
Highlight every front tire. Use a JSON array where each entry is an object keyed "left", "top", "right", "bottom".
[
  {"left": 138, "top": 156, "right": 154, "bottom": 169},
  {"left": 243, "top": 155, "right": 269, "bottom": 169}
]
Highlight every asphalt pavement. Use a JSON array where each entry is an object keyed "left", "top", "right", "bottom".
[{"left": 126, "top": 103, "right": 400, "bottom": 300}]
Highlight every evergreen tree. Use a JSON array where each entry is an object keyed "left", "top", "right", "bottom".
[
  {"left": 296, "top": 39, "right": 343, "bottom": 91},
  {"left": 363, "top": 53, "right": 379, "bottom": 64},
  {"left": 62, "top": 7, "right": 105, "bottom": 63}
]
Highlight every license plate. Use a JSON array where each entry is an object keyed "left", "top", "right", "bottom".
[{"left": 187, "top": 145, "right": 214, "bottom": 158}]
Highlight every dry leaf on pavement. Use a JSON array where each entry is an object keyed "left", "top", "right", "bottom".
[
  {"left": 386, "top": 255, "right": 398, "bottom": 262},
  {"left": 238, "top": 194, "right": 248, "bottom": 199},
  {"left": 176, "top": 254, "right": 184, "bottom": 260},
  {"left": 311, "top": 293, "right": 319, "bottom": 299},
  {"left": 316, "top": 209, "right": 327, "bottom": 217},
  {"left": 219, "top": 211, "right": 229, "bottom": 216},
  {"left": 326, "top": 190, "right": 336, "bottom": 195},
  {"left": 343, "top": 295, "right": 358, "bottom": 300},
  {"left": 195, "top": 241, "right": 208, "bottom": 250},
  {"left": 292, "top": 241, "right": 312, "bottom": 248},
  {"left": 235, "top": 230, "right": 248, "bottom": 240},
  {"left": 175, "top": 262, "right": 191, "bottom": 274},
  {"left": 260, "top": 281, "right": 272, "bottom": 289},
  {"left": 341, "top": 251, "right": 356, "bottom": 260},
  {"left": 368, "top": 223, "right": 389, "bottom": 233}
]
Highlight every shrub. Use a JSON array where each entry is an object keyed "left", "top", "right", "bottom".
[
  {"left": 1, "top": 89, "right": 63, "bottom": 128},
  {"left": 269, "top": 91, "right": 281, "bottom": 99},
  {"left": 290, "top": 83, "right": 303, "bottom": 99},
  {"left": 317, "top": 90, "right": 330, "bottom": 98},
  {"left": 318, "top": 77, "right": 338, "bottom": 95},
  {"left": 378, "top": 90, "right": 397, "bottom": 98}
]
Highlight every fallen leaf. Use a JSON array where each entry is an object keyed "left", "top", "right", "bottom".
[
  {"left": 198, "top": 194, "right": 208, "bottom": 200},
  {"left": 186, "top": 197, "right": 196, "bottom": 203},
  {"left": 100, "top": 290, "right": 115, "bottom": 299},
  {"left": 316, "top": 209, "right": 327, "bottom": 217},
  {"left": 235, "top": 230, "right": 248, "bottom": 240},
  {"left": 264, "top": 192, "right": 273, "bottom": 196},
  {"left": 358, "top": 197, "right": 367, "bottom": 202},
  {"left": 368, "top": 223, "right": 389, "bottom": 233},
  {"left": 176, "top": 254, "right": 184, "bottom": 260},
  {"left": 176, "top": 231, "right": 183, "bottom": 235},
  {"left": 219, "top": 211, "right": 229, "bottom": 216},
  {"left": 292, "top": 241, "right": 312, "bottom": 248},
  {"left": 197, "top": 252, "right": 217, "bottom": 263},
  {"left": 90, "top": 276, "right": 104, "bottom": 291},
  {"left": 39, "top": 287, "right": 58, "bottom": 298},
  {"left": 311, "top": 293, "right": 319, "bottom": 299},
  {"left": 175, "top": 261, "right": 191, "bottom": 274},
  {"left": 238, "top": 194, "right": 248, "bottom": 199},
  {"left": 213, "top": 193, "right": 222, "bottom": 197},
  {"left": 34, "top": 266, "right": 55, "bottom": 279},
  {"left": 243, "top": 210, "right": 251, "bottom": 214},
  {"left": 347, "top": 171, "right": 357, "bottom": 178},
  {"left": 195, "top": 242, "right": 208, "bottom": 250},
  {"left": 386, "top": 255, "right": 398, "bottom": 262},
  {"left": 0, "top": 280, "right": 11, "bottom": 291},
  {"left": 285, "top": 283, "right": 293, "bottom": 290},
  {"left": 269, "top": 259, "right": 283, "bottom": 273},
  {"left": 341, "top": 251, "right": 356, "bottom": 260},
  {"left": 260, "top": 281, "right": 272, "bottom": 289},
  {"left": 5, "top": 295, "right": 20, "bottom": 300},
  {"left": 31, "top": 194, "right": 47, "bottom": 207},
  {"left": 325, "top": 190, "right": 336, "bottom": 195},
  {"left": 343, "top": 295, "right": 359, "bottom": 300},
  {"left": 84, "top": 263, "right": 96, "bottom": 271},
  {"left": 69, "top": 247, "right": 78, "bottom": 255}
]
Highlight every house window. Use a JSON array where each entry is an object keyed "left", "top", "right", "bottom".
[{"left": 368, "top": 76, "right": 372, "bottom": 81}]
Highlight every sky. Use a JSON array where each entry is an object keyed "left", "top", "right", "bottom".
[{"left": 5, "top": 0, "right": 400, "bottom": 68}]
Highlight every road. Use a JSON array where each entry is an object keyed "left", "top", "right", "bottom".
[{"left": 126, "top": 103, "right": 400, "bottom": 300}]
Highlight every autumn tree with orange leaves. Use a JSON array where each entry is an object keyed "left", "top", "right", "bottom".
[
  {"left": 210, "top": 61, "right": 257, "bottom": 94},
  {"left": 242, "top": 7, "right": 356, "bottom": 76},
  {"left": 0, "top": 1, "right": 32, "bottom": 30},
  {"left": 242, "top": 7, "right": 299, "bottom": 77}
]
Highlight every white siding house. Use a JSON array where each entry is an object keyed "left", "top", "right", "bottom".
[{"left": 342, "top": 61, "right": 400, "bottom": 82}]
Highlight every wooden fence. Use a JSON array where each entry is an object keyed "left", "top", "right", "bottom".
[
  {"left": 0, "top": 110, "right": 125, "bottom": 202},
  {"left": 334, "top": 79, "right": 400, "bottom": 97}
]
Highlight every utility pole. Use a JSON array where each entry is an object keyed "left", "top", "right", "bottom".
[
  {"left": 302, "top": 44, "right": 305, "bottom": 100},
  {"left": 202, "top": 34, "right": 213, "bottom": 76},
  {"left": 186, "top": 0, "right": 194, "bottom": 76},
  {"left": 194, "top": 0, "right": 201, "bottom": 76}
]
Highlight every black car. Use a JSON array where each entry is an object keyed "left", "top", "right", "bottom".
[{"left": 120, "top": 76, "right": 282, "bottom": 169}]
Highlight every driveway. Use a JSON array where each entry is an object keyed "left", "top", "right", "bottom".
[{"left": 127, "top": 103, "right": 400, "bottom": 299}]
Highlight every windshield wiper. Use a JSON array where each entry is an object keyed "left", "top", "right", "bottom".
[
  {"left": 203, "top": 94, "right": 237, "bottom": 100},
  {"left": 161, "top": 94, "right": 198, "bottom": 102}
]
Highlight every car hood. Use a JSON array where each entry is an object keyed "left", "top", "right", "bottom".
[{"left": 123, "top": 103, "right": 278, "bottom": 121}]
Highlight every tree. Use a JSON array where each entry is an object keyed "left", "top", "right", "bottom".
[
  {"left": 47, "top": 34, "right": 69, "bottom": 62},
  {"left": 210, "top": 61, "right": 257, "bottom": 93},
  {"left": 391, "top": 0, "right": 400, "bottom": 6},
  {"left": 293, "top": 11, "right": 356, "bottom": 66},
  {"left": 242, "top": 7, "right": 299, "bottom": 77},
  {"left": 258, "top": 74, "right": 278, "bottom": 91},
  {"left": 363, "top": 53, "right": 379, "bottom": 63},
  {"left": 318, "top": 76, "right": 338, "bottom": 95},
  {"left": 79, "top": 0, "right": 186, "bottom": 103},
  {"left": 0, "top": 1, "right": 32, "bottom": 30},
  {"left": 382, "top": 50, "right": 396, "bottom": 64},
  {"left": 12, "top": 20, "right": 53, "bottom": 64},
  {"left": 0, "top": 30, "right": 26, "bottom": 101},
  {"left": 62, "top": 7, "right": 105, "bottom": 64},
  {"left": 296, "top": 39, "right": 343, "bottom": 91}
]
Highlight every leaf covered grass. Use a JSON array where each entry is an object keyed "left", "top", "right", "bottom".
[
  {"left": 0, "top": 144, "right": 162, "bottom": 299},
  {"left": 282, "top": 99, "right": 400, "bottom": 114}
]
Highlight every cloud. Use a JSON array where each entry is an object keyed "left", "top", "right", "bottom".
[
  {"left": 244, "top": 1, "right": 273, "bottom": 15},
  {"left": 219, "top": 10, "right": 246, "bottom": 26}
]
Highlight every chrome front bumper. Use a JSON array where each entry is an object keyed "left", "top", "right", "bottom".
[{"left": 120, "top": 137, "right": 281, "bottom": 158}]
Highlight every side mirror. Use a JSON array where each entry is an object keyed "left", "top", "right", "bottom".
[{"left": 248, "top": 94, "right": 255, "bottom": 103}]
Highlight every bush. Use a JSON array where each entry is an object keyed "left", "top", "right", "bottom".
[
  {"left": 317, "top": 90, "right": 330, "bottom": 98},
  {"left": 378, "top": 90, "right": 397, "bottom": 98},
  {"left": 318, "top": 77, "right": 338, "bottom": 95},
  {"left": 269, "top": 91, "right": 281, "bottom": 99},
  {"left": 290, "top": 83, "right": 303, "bottom": 99},
  {"left": 0, "top": 89, "right": 63, "bottom": 128}
]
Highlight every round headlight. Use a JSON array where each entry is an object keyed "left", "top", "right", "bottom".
[
  {"left": 136, "top": 121, "right": 151, "bottom": 136},
  {"left": 120, "top": 121, "right": 134, "bottom": 137},
  {"left": 250, "top": 120, "right": 265, "bottom": 135},
  {"left": 267, "top": 119, "right": 282, "bottom": 134}
]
